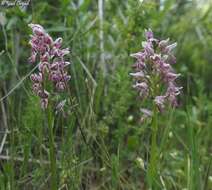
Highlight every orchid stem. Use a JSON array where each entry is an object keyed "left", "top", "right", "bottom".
[
  {"left": 147, "top": 105, "right": 159, "bottom": 189},
  {"left": 47, "top": 107, "right": 57, "bottom": 190}
]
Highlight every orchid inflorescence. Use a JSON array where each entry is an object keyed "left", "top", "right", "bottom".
[
  {"left": 28, "top": 24, "right": 71, "bottom": 109},
  {"left": 130, "top": 29, "right": 182, "bottom": 120}
]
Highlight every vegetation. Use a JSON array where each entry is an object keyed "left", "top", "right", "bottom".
[{"left": 0, "top": 0, "right": 211, "bottom": 189}]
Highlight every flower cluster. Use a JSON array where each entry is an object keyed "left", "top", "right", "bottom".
[
  {"left": 29, "top": 24, "right": 71, "bottom": 109},
  {"left": 130, "top": 29, "right": 182, "bottom": 118}
]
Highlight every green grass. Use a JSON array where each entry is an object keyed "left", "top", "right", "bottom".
[{"left": 0, "top": 0, "right": 212, "bottom": 189}]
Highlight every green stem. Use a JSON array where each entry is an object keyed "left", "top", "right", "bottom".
[
  {"left": 47, "top": 107, "right": 57, "bottom": 190},
  {"left": 147, "top": 105, "right": 158, "bottom": 189}
]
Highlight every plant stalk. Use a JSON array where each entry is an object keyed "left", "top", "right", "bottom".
[
  {"left": 47, "top": 107, "right": 57, "bottom": 190},
  {"left": 147, "top": 105, "right": 158, "bottom": 189}
]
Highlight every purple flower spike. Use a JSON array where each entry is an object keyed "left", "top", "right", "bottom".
[
  {"left": 130, "top": 29, "right": 182, "bottom": 118},
  {"left": 28, "top": 23, "right": 71, "bottom": 110}
]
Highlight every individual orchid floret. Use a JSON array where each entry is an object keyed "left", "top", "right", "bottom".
[
  {"left": 145, "top": 29, "right": 154, "bottom": 39},
  {"left": 28, "top": 23, "right": 71, "bottom": 110},
  {"left": 140, "top": 108, "right": 152, "bottom": 123},
  {"left": 154, "top": 96, "right": 166, "bottom": 112},
  {"left": 130, "top": 29, "right": 182, "bottom": 118}
]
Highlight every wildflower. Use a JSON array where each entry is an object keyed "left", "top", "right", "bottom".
[
  {"left": 140, "top": 108, "right": 152, "bottom": 122},
  {"left": 130, "top": 29, "right": 182, "bottom": 117},
  {"left": 55, "top": 99, "right": 66, "bottom": 114},
  {"left": 154, "top": 96, "right": 166, "bottom": 112},
  {"left": 28, "top": 24, "right": 71, "bottom": 109}
]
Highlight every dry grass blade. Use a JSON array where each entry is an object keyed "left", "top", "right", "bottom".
[
  {"left": 74, "top": 54, "right": 97, "bottom": 87},
  {"left": 0, "top": 154, "right": 50, "bottom": 165},
  {"left": 0, "top": 131, "right": 8, "bottom": 154},
  {"left": 0, "top": 64, "right": 38, "bottom": 102}
]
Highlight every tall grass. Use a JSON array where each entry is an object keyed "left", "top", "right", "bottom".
[{"left": 0, "top": 0, "right": 211, "bottom": 189}]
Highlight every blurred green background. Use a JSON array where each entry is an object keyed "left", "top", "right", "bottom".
[{"left": 0, "top": 0, "right": 211, "bottom": 189}]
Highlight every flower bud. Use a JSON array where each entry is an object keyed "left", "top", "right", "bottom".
[{"left": 54, "top": 38, "right": 63, "bottom": 48}]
